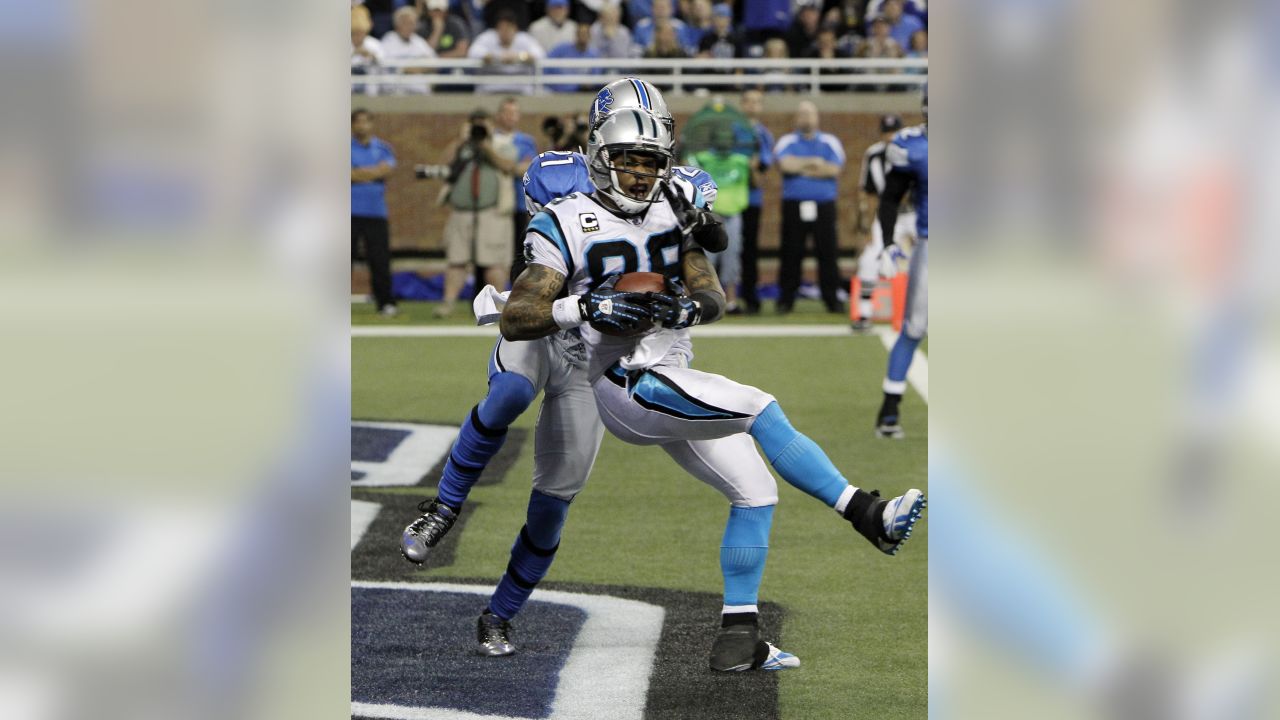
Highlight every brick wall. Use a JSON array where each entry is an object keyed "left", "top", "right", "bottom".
[{"left": 366, "top": 111, "right": 922, "bottom": 256}]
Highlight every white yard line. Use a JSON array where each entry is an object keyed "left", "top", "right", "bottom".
[{"left": 875, "top": 326, "right": 929, "bottom": 403}]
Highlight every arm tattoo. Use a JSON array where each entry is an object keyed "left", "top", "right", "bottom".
[
  {"left": 500, "top": 264, "right": 567, "bottom": 341},
  {"left": 682, "top": 249, "right": 726, "bottom": 325}
]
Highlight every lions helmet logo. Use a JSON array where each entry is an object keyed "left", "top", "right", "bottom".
[{"left": 591, "top": 88, "right": 615, "bottom": 127}]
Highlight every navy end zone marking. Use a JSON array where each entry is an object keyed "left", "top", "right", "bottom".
[
  {"left": 351, "top": 420, "right": 527, "bottom": 489},
  {"left": 352, "top": 585, "right": 587, "bottom": 718},
  {"left": 352, "top": 582, "right": 664, "bottom": 720},
  {"left": 353, "top": 426, "right": 412, "bottom": 462}
]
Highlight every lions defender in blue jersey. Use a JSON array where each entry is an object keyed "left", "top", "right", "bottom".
[
  {"left": 875, "top": 84, "right": 929, "bottom": 438},
  {"left": 503, "top": 106, "right": 926, "bottom": 672},
  {"left": 400, "top": 78, "right": 723, "bottom": 659}
]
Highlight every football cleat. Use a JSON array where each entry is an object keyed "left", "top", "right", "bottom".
[
  {"left": 710, "top": 622, "right": 800, "bottom": 672},
  {"left": 758, "top": 642, "right": 801, "bottom": 671},
  {"left": 875, "top": 420, "right": 905, "bottom": 439},
  {"left": 851, "top": 318, "right": 875, "bottom": 333},
  {"left": 844, "top": 488, "right": 926, "bottom": 556},
  {"left": 400, "top": 498, "right": 458, "bottom": 564},
  {"left": 476, "top": 610, "right": 516, "bottom": 657}
]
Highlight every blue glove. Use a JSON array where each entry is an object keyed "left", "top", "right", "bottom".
[
  {"left": 648, "top": 277, "right": 702, "bottom": 329},
  {"left": 579, "top": 275, "right": 653, "bottom": 333}
]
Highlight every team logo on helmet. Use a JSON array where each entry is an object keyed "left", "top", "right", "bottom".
[{"left": 592, "top": 88, "right": 615, "bottom": 125}]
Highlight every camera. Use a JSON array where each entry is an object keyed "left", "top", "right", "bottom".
[{"left": 469, "top": 121, "right": 489, "bottom": 143}]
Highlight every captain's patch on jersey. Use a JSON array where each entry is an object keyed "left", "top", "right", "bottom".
[{"left": 579, "top": 212, "right": 600, "bottom": 233}]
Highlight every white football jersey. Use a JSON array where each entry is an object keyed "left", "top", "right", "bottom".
[{"left": 524, "top": 181, "right": 705, "bottom": 379}]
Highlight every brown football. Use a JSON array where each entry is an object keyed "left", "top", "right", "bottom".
[{"left": 590, "top": 272, "right": 668, "bottom": 337}]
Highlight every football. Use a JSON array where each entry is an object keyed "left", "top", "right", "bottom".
[{"left": 590, "top": 272, "right": 667, "bottom": 337}]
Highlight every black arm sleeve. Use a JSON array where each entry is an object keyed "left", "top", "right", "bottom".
[
  {"left": 691, "top": 219, "right": 728, "bottom": 252},
  {"left": 691, "top": 290, "right": 725, "bottom": 325},
  {"left": 877, "top": 170, "right": 912, "bottom": 247}
]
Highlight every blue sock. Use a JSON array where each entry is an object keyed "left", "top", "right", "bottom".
[
  {"left": 721, "top": 505, "right": 774, "bottom": 608},
  {"left": 887, "top": 332, "right": 922, "bottom": 384},
  {"left": 749, "top": 402, "right": 849, "bottom": 508},
  {"left": 488, "top": 490, "right": 571, "bottom": 620},
  {"left": 436, "top": 373, "right": 535, "bottom": 509}
]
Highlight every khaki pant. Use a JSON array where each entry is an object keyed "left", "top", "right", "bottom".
[{"left": 443, "top": 207, "right": 514, "bottom": 267}]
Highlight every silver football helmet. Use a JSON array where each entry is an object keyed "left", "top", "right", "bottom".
[
  {"left": 587, "top": 108, "right": 674, "bottom": 215},
  {"left": 589, "top": 77, "right": 674, "bottom": 135}
]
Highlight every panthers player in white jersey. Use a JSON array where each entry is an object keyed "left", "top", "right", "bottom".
[
  {"left": 400, "top": 78, "right": 723, "bottom": 658},
  {"left": 503, "top": 106, "right": 927, "bottom": 672}
]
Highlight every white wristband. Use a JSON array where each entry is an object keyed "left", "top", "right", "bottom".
[{"left": 552, "top": 295, "right": 584, "bottom": 330}]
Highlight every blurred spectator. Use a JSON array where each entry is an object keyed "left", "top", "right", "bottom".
[
  {"left": 633, "top": 0, "right": 688, "bottom": 49},
  {"left": 871, "top": 0, "right": 925, "bottom": 52},
  {"left": 437, "top": 109, "right": 518, "bottom": 317},
  {"left": 483, "top": 0, "right": 532, "bottom": 31},
  {"left": 865, "top": 0, "right": 927, "bottom": 27},
  {"left": 742, "top": 0, "right": 791, "bottom": 44},
  {"left": 809, "top": 24, "right": 851, "bottom": 91},
  {"left": 529, "top": 0, "right": 578, "bottom": 55},
  {"left": 739, "top": 88, "right": 774, "bottom": 314},
  {"left": 352, "top": 6, "right": 386, "bottom": 96},
  {"left": 468, "top": 12, "right": 545, "bottom": 95},
  {"left": 381, "top": 6, "right": 437, "bottom": 95},
  {"left": 645, "top": 19, "right": 691, "bottom": 62},
  {"left": 624, "top": 0, "right": 653, "bottom": 29},
  {"left": 906, "top": 28, "right": 927, "bottom": 65},
  {"left": 857, "top": 16, "right": 904, "bottom": 59},
  {"left": 456, "top": 0, "right": 487, "bottom": 38},
  {"left": 689, "top": 132, "right": 751, "bottom": 313},
  {"left": 774, "top": 100, "right": 845, "bottom": 314},
  {"left": 541, "top": 114, "right": 591, "bottom": 152},
  {"left": 351, "top": 109, "right": 398, "bottom": 317},
  {"left": 683, "top": 0, "right": 716, "bottom": 51},
  {"left": 822, "top": 0, "right": 866, "bottom": 55},
  {"left": 591, "top": 1, "right": 638, "bottom": 59},
  {"left": 491, "top": 97, "right": 538, "bottom": 268},
  {"left": 760, "top": 38, "right": 796, "bottom": 92},
  {"left": 417, "top": 0, "right": 471, "bottom": 58},
  {"left": 546, "top": 24, "right": 603, "bottom": 92},
  {"left": 697, "top": 4, "right": 743, "bottom": 61},
  {"left": 786, "top": 0, "right": 822, "bottom": 57},
  {"left": 360, "top": 0, "right": 400, "bottom": 38}
]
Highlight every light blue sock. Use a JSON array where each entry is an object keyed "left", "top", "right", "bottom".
[
  {"left": 750, "top": 402, "right": 849, "bottom": 508},
  {"left": 721, "top": 505, "right": 774, "bottom": 607}
]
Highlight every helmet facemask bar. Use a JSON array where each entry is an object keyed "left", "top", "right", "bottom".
[{"left": 596, "top": 146, "right": 671, "bottom": 211}]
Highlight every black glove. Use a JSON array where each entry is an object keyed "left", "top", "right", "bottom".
[
  {"left": 662, "top": 181, "right": 726, "bottom": 251},
  {"left": 579, "top": 275, "right": 652, "bottom": 333},
  {"left": 648, "top": 276, "right": 703, "bottom": 330}
]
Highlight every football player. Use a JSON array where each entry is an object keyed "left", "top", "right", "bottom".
[
  {"left": 874, "top": 83, "right": 929, "bottom": 438},
  {"left": 501, "top": 107, "right": 927, "bottom": 672},
  {"left": 400, "top": 78, "right": 723, "bottom": 657}
]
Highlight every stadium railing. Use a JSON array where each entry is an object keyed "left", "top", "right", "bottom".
[{"left": 352, "top": 57, "right": 928, "bottom": 94}]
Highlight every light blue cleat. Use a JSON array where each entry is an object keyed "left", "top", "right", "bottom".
[{"left": 758, "top": 642, "right": 801, "bottom": 671}]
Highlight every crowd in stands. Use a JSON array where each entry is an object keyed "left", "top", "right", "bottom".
[{"left": 352, "top": 0, "right": 926, "bottom": 93}]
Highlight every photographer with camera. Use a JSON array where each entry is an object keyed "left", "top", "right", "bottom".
[{"left": 432, "top": 107, "right": 519, "bottom": 318}]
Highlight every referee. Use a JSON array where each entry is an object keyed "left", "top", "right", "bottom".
[{"left": 774, "top": 101, "right": 846, "bottom": 314}]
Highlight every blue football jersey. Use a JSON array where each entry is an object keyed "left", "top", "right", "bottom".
[
  {"left": 886, "top": 126, "right": 928, "bottom": 238},
  {"left": 523, "top": 151, "right": 595, "bottom": 215},
  {"left": 525, "top": 151, "right": 718, "bottom": 214}
]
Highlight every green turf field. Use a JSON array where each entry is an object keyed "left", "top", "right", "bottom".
[{"left": 352, "top": 300, "right": 928, "bottom": 719}]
